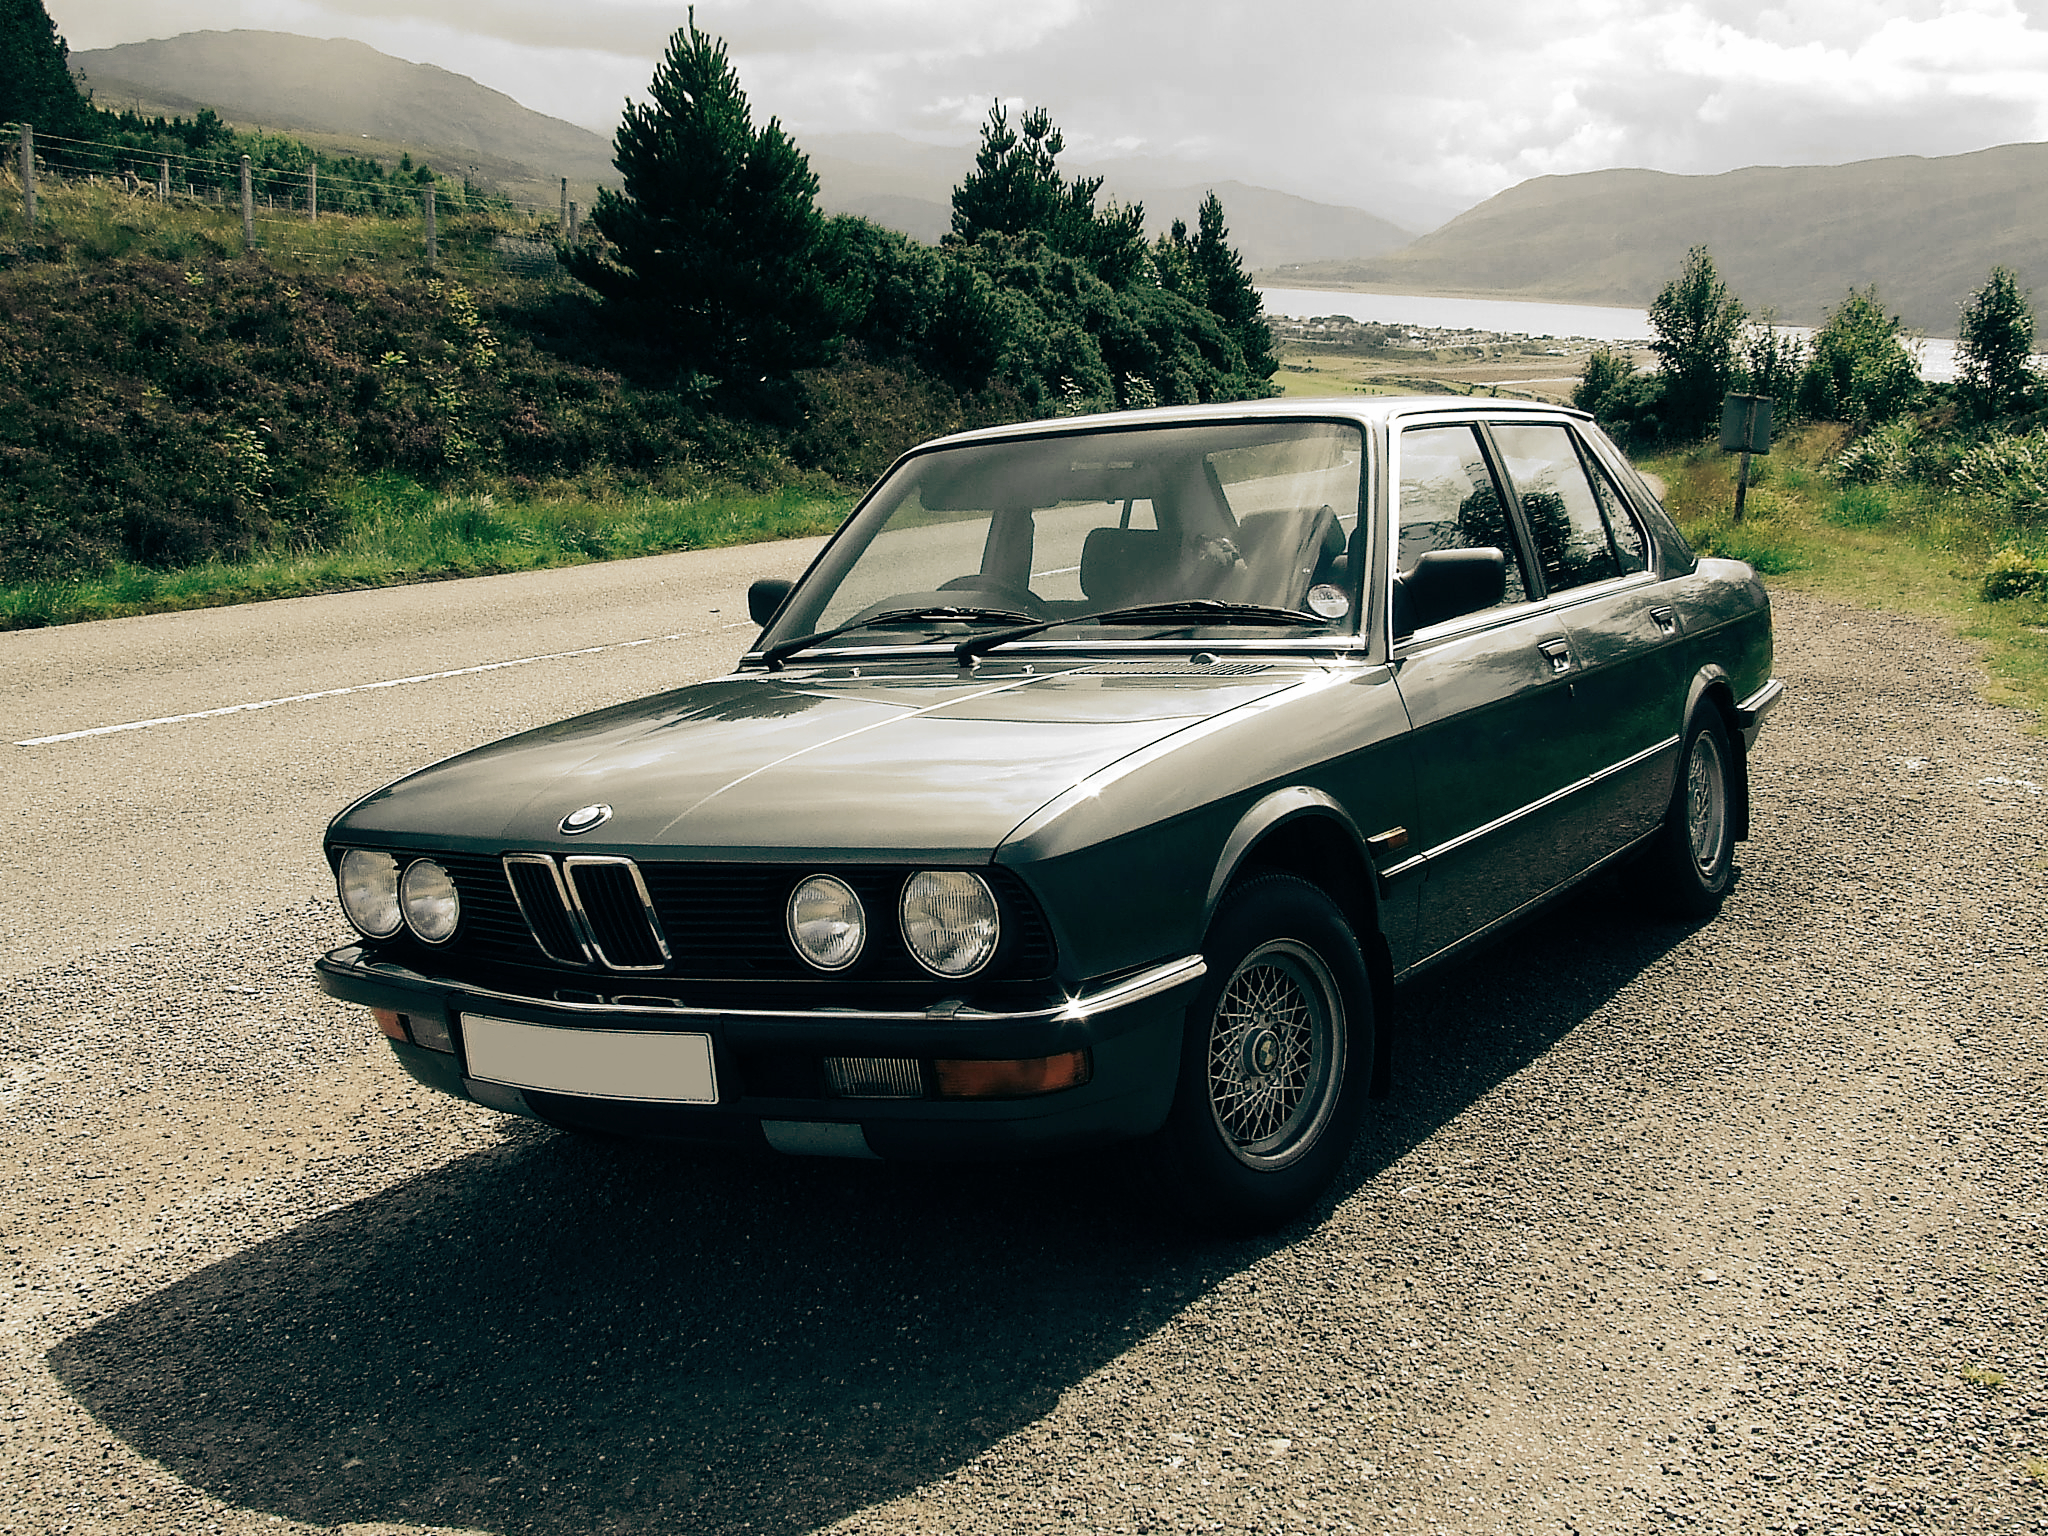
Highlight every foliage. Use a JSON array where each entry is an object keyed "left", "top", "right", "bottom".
[
  {"left": 1952, "top": 427, "right": 2048, "bottom": 517},
  {"left": 1647, "top": 245, "right": 1746, "bottom": 440},
  {"left": 1572, "top": 345, "right": 1667, "bottom": 447},
  {"left": 1832, "top": 418, "right": 1935, "bottom": 486},
  {"left": 1956, "top": 266, "right": 2038, "bottom": 421},
  {"left": 949, "top": 103, "right": 1149, "bottom": 290},
  {"left": 1152, "top": 194, "right": 1277, "bottom": 384},
  {"left": 1981, "top": 546, "right": 2048, "bottom": 602},
  {"left": 1797, "top": 286, "right": 1921, "bottom": 426},
  {"left": 569, "top": 12, "right": 844, "bottom": 387},
  {"left": 1741, "top": 308, "right": 1806, "bottom": 427},
  {"left": 0, "top": 0, "right": 88, "bottom": 136}
]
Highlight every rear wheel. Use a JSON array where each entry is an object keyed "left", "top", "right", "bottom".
[
  {"left": 1144, "top": 875, "right": 1371, "bottom": 1233},
  {"left": 1644, "top": 707, "right": 1737, "bottom": 917}
]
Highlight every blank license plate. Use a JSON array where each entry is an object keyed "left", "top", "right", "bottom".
[{"left": 462, "top": 1015, "right": 718, "bottom": 1104}]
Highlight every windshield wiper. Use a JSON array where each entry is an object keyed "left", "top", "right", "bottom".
[
  {"left": 952, "top": 600, "right": 1330, "bottom": 663},
  {"left": 760, "top": 606, "right": 1038, "bottom": 670}
]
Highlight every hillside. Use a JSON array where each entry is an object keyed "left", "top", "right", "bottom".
[
  {"left": 1287, "top": 143, "right": 2048, "bottom": 333},
  {"left": 802, "top": 133, "right": 1413, "bottom": 264},
  {"left": 69, "top": 31, "right": 616, "bottom": 209}
]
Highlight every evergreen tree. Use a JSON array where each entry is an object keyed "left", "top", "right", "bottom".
[
  {"left": 569, "top": 12, "right": 843, "bottom": 385},
  {"left": 1647, "top": 246, "right": 1746, "bottom": 439},
  {"left": 1, "top": 0, "right": 88, "bottom": 135},
  {"left": 950, "top": 103, "right": 1149, "bottom": 289},
  {"left": 1187, "top": 192, "right": 1276, "bottom": 383},
  {"left": 1956, "top": 266, "right": 2037, "bottom": 420}
]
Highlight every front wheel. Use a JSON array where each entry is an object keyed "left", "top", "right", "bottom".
[
  {"left": 1143, "top": 875, "right": 1372, "bottom": 1234},
  {"left": 1643, "top": 707, "right": 1737, "bottom": 917}
]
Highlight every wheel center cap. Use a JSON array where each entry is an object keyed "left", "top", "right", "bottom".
[{"left": 1244, "top": 1027, "right": 1281, "bottom": 1077}]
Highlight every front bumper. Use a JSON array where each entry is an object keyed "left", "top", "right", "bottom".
[{"left": 315, "top": 947, "right": 1204, "bottom": 1158}]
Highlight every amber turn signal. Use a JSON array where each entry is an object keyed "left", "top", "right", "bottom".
[
  {"left": 932, "top": 1050, "right": 1090, "bottom": 1100},
  {"left": 371, "top": 1008, "right": 408, "bottom": 1041}
]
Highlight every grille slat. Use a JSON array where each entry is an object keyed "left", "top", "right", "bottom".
[
  {"left": 568, "top": 860, "right": 669, "bottom": 970},
  {"left": 503, "top": 856, "right": 585, "bottom": 965}
]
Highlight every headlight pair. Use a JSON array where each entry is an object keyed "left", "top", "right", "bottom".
[
  {"left": 338, "top": 849, "right": 461, "bottom": 945},
  {"left": 787, "top": 870, "right": 1000, "bottom": 978}
]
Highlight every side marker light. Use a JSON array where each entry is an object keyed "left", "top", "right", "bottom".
[{"left": 932, "top": 1050, "right": 1090, "bottom": 1100}]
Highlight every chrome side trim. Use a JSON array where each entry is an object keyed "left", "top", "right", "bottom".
[
  {"left": 321, "top": 950, "right": 1207, "bottom": 1025},
  {"left": 1416, "top": 733, "right": 1682, "bottom": 866}
]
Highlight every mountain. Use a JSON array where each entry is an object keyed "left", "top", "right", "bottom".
[
  {"left": 1291, "top": 143, "right": 2048, "bottom": 333},
  {"left": 69, "top": 30, "right": 616, "bottom": 210},
  {"left": 801, "top": 133, "right": 1412, "bottom": 266}
]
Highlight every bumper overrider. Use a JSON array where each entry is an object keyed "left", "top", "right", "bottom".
[{"left": 314, "top": 948, "right": 1205, "bottom": 1159}]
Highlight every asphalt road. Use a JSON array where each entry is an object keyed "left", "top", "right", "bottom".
[{"left": 2, "top": 558, "right": 2045, "bottom": 1536}]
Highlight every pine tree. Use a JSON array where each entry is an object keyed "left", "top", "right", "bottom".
[
  {"left": 569, "top": 12, "right": 843, "bottom": 384},
  {"left": 1, "top": 0, "right": 88, "bottom": 135},
  {"left": 950, "top": 103, "right": 1148, "bottom": 289},
  {"left": 1188, "top": 193, "right": 1276, "bottom": 383}
]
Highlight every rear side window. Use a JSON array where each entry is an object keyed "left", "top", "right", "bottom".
[
  {"left": 1396, "top": 424, "right": 1530, "bottom": 606},
  {"left": 1490, "top": 423, "right": 1630, "bottom": 594}
]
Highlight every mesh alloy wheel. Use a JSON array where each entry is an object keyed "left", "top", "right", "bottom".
[
  {"left": 1685, "top": 728, "right": 1729, "bottom": 878},
  {"left": 1204, "top": 938, "right": 1346, "bottom": 1171}
]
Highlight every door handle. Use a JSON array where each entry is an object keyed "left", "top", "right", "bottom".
[
  {"left": 1538, "top": 638, "right": 1573, "bottom": 675},
  {"left": 1650, "top": 605, "right": 1680, "bottom": 636}
]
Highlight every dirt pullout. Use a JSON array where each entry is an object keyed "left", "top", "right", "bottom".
[{"left": 0, "top": 589, "right": 2043, "bottom": 1536}]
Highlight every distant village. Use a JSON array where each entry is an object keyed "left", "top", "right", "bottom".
[{"left": 1268, "top": 313, "right": 1623, "bottom": 355}]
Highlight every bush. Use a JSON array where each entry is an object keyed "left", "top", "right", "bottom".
[
  {"left": 1981, "top": 546, "right": 2048, "bottom": 601},
  {"left": 1952, "top": 429, "right": 2048, "bottom": 520},
  {"left": 1832, "top": 419, "right": 1933, "bottom": 486}
]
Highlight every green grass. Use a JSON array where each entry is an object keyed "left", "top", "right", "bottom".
[
  {"left": 0, "top": 477, "right": 852, "bottom": 629},
  {"left": 1646, "top": 427, "right": 2048, "bottom": 727}
]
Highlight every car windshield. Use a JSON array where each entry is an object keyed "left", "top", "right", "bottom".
[{"left": 762, "top": 419, "right": 1366, "bottom": 655}]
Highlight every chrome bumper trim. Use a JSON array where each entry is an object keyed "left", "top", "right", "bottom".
[
  {"left": 319, "top": 948, "right": 1206, "bottom": 1025},
  {"left": 1736, "top": 678, "right": 1784, "bottom": 746}
]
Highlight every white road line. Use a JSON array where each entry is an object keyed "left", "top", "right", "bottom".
[{"left": 14, "top": 622, "right": 757, "bottom": 747}]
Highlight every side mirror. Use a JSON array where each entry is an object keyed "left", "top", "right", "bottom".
[
  {"left": 1392, "top": 548, "right": 1506, "bottom": 636},
  {"left": 748, "top": 577, "right": 794, "bottom": 628}
]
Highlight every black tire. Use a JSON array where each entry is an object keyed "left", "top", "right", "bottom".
[
  {"left": 1645, "top": 707, "right": 1737, "bottom": 917},
  {"left": 1144, "top": 875, "right": 1372, "bottom": 1234}
]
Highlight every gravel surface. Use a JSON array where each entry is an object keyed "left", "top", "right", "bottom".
[{"left": 2, "top": 587, "right": 2045, "bottom": 1536}]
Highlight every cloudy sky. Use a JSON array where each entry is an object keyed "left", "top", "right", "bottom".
[{"left": 48, "top": 0, "right": 2048, "bottom": 227}]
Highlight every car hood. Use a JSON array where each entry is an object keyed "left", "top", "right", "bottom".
[{"left": 332, "top": 658, "right": 1319, "bottom": 860}]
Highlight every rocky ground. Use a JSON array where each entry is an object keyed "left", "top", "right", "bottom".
[{"left": 2, "top": 587, "right": 2044, "bottom": 1536}]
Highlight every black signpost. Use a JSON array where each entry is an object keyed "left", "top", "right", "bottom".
[{"left": 1720, "top": 392, "right": 1774, "bottom": 525}]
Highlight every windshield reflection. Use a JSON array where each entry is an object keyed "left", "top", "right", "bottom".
[{"left": 762, "top": 420, "right": 1367, "bottom": 654}]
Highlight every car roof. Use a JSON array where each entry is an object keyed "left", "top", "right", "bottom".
[{"left": 911, "top": 394, "right": 1590, "bottom": 452}]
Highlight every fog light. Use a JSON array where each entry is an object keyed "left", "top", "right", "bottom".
[{"left": 932, "top": 1050, "right": 1090, "bottom": 1100}]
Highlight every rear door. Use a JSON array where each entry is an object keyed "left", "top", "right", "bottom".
[{"left": 1487, "top": 420, "right": 1684, "bottom": 844}]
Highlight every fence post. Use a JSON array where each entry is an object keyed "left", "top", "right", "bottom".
[
  {"left": 158, "top": 157, "right": 169, "bottom": 202},
  {"left": 559, "top": 176, "right": 568, "bottom": 231},
  {"left": 422, "top": 185, "right": 437, "bottom": 267},
  {"left": 20, "top": 123, "right": 35, "bottom": 227},
  {"left": 568, "top": 200, "right": 579, "bottom": 245},
  {"left": 307, "top": 162, "right": 317, "bottom": 221},
  {"left": 239, "top": 155, "right": 254, "bottom": 251}
]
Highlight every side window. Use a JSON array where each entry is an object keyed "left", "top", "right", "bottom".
[
  {"left": 1396, "top": 424, "right": 1530, "bottom": 606},
  {"left": 1489, "top": 423, "right": 1625, "bottom": 594},
  {"left": 1584, "top": 455, "right": 1649, "bottom": 573}
]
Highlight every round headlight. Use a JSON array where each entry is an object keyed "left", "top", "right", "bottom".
[
  {"left": 337, "top": 849, "right": 403, "bottom": 938},
  {"left": 788, "top": 874, "right": 866, "bottom": 971},
  {"left": 400, "top": 858, "right": 461, "bottom": 944},
  {"left": 900, "top": 870, "right": 1000, "bottom": 978}
]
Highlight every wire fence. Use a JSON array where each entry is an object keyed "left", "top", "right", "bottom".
[{"left": 3, "top": 120, "right": 591, "bottom": 278}]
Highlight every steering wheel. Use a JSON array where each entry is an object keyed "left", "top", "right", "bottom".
[{"left": 936, "top": 575, "right": 1053, "bottom": 618}]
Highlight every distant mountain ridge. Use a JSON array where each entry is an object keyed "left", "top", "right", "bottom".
[
  {"left": 1290, "top": 144, "right": 2048, "bottom": 333},
  {"left": 70, "top": 31, "right": 618, "bottom": 209}
]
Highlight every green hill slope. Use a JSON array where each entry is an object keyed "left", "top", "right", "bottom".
[
  {"left": 69, "top": 30, "right": 616, "bottom": 209},
  {"left": 1292, "top": 143, "right": 2048, "bottom": 333}
]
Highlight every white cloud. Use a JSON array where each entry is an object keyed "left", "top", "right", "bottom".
[{"left": 48, "top": 0, "right": 2048, "bottom": 226}]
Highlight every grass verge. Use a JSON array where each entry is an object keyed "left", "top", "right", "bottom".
[
  {"left": 1645, "top": 428, "right": 2048, "bottom": 728},
  {"left": 0, "top": 477, "right": 853, "bottom": 629}
]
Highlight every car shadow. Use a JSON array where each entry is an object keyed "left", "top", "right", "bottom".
[{"left": 47, "top": 875, "right": 1705, "bottom": 1535}]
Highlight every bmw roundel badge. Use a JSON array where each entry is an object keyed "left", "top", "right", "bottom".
[{"left": 560, "top": 803, "right": 613, "bottom": 835}]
